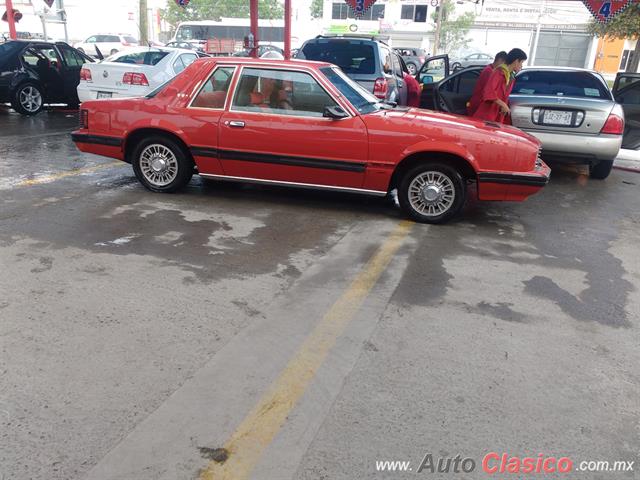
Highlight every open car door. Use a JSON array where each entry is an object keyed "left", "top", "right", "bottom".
[
  {"left": 435, "top": 66, "right": 484, "bottom": 115},
  {"left": 612, "top": 73, "right": 640, "bottom": 150},
  {"left": 415, "top": 54, "right": 449, "bottom": 109}
]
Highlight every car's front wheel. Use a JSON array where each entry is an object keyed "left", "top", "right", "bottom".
[
  {"left": 406, "top": 62, "right": 417, "bottom": 75},
  {"left": 589, "top": 160, "right": 613, "bottom": 180},
  {"left": 12, "top": 82, "right": 44, "bottom": 115},
  {"left": 132, "top": 136, "right": 193, "bottom": 193},
  {"left": 398, "top": 163, "right": 466, "bottom": 224}
]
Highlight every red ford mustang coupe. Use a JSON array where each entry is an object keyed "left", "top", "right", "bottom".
[{"left": 72, "top": 57, "right": 550, "bottom": 223}]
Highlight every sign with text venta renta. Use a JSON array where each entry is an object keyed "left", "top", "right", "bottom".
[
  {"left": 345, "top": 0, "right": 378, "bottom": 18},
  {"left": 175, "top": 0, "right": 190, "bottom": 7},
  {"left": 581, "top": 0, "right": 634, "bottom": 23}
]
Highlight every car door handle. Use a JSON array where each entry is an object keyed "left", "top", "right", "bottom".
[{"left": 226, "top": 121, "right": 245, "bottom": 128}]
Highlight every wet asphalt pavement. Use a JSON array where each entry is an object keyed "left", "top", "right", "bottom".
[{"left": 1, "top": 106, "right": 639, "bottom": 480}]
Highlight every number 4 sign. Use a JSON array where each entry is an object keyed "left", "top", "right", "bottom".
[{"left": 581, "top": 0, "right": 633, "bottom": 23}]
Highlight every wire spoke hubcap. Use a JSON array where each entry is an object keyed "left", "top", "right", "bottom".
[
  {"left": 139, "top": 144, "right": 179, "bottom": 187},
  {"left": 20, "top": 86, "right": 42, "bottom": 112},
  {"left": 408, "top": 171, "right": 455, "bottom": 217}
]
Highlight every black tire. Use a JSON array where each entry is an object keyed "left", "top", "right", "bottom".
[
  {"left": 406, "top": 62, "right": 417, "bottom": 75},
  {"left": 110, "top": 49, "right": 119, "bottom": 55},
  {"left": 131, "top": 135, "right": 193, "bottom": 193},
  {"left": 12, "top": 82, "right": 44, "bottom": 115},
  {"left": 397, "top": 162, "right": 466, "bottom": 224},
  {"left": 589, "top": 160, "right": 613, "bottom": 180}
]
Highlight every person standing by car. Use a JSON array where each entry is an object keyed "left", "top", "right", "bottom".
[
  {"left": 467, "top": 51, "right": 507, "bottom": 116},
  {"left": 403, "top": 71, "right": 421, "bottom": 107},
  {"left": 472, "top": 48, "right": 527, "bottom": 124}
]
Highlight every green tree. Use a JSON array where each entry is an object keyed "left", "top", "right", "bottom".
[
  {"left": 590, "top": 3, "right": 640, "bottom": 73},
  {"left": 431, "top": 0, "right": 475, "bottom": 55},
  {"left": 163, "top": 0, "right": 284, "bottom": 29},
  {"left": 310, "top": 0, "right": 323, "bottom": 19}
]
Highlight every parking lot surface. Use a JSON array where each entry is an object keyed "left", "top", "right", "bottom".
[{"left": 1, "top": 108, "right": 639, "bottom": 480}]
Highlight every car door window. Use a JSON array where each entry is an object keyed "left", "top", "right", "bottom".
[
  {"left": 616, "top": 76, "right": 640, "bottom": 105},
  {"left": 86, "top": 36, "right": 96, "bottom": 43},
  {"left": 173, "top": 53, "right": 197, "bottom": 74},
  {"left": 419, "top": 57, "right": 447, "bottom": 85},
  {"left": 380, "top": 46, "right": 392, "bottom": 75},
  {"left": 440, "top": 69, "right": 481, "bottom": 95},
  {"left": 231, "top": 68, "right": 338, "bottom": 117},
  {"left": 391, "top": 53, "right": 403, "bottom": 79},
  {"left": 59, "top": 45, "right": 85, "bottom": 68},
  {"left": 191, "top": 66, "right": 236, "bottom": 109}
]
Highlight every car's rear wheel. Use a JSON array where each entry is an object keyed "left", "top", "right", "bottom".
[
  {"left": 132, "top": 136, "right": 193, "bottom": 192},
  {"left": 589, "top": 160, "right": 613, "bottom": 180},
  {"left": 13, "top": 82, "right": 44, "bottom": 115},
  {"left": 398, "top": 163, "right": 466, "bottom": 224},
  {"left": 406, "top": 62, "right": 417, "bottom": 75}
]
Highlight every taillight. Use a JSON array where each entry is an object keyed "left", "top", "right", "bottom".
[
  {"left": 80, "top": 68, "right": 92, "bottom": 82},
  {"left": 80, "top": 109, "right": 88, "bottom": 129},
  {"left": 122, "top": 72, "right": 149, "bottom": 86},
  {"left": 601, "top": 114, "right": 624, "bottom": 135},
  {"left": 373, "top": 77, "right": 389, "bottom": 99}
]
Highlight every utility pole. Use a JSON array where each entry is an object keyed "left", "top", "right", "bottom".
[
  {"left": 433, "top": 1, "right": 444, "bottom": 56},
  {"left": 139, "top": 0, "right": 148, "bottom": 44},
  {"left": 529, "top": 0, "right": 546, "bottom": 66}
]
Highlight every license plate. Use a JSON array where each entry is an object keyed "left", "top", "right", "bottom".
[
  {"left": 543, "top": 110, "right": 572, "bottom": 126},
  {"left": 97, "top": 92, "right": 112, "bottom": 99}
]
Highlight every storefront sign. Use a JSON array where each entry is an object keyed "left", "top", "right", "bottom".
[
  {"left": 581, "top": 0, "right": 633, "bottom": 23},
  {"left": 344, "top": 0, "right": 377, "bottom": 18}
]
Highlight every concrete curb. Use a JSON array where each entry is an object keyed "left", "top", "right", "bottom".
[{"left": 613, "top": 165, "right": 640, "bottom": 174}]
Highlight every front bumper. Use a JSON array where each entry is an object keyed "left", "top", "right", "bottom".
[
  {"left": 523, "top": 129, "right": 622, "bottom": 163},
  {"left": 477, "top": 158, "right": 551, "bottom": 202}
]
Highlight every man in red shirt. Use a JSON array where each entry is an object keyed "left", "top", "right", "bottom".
[
  {"left": 473, "top": 48, "right": 527, "bottom": 124},
  {"left": 403, "top": 71, "right": 421, "bottom": 107},
  {"left": 467, "top": 51, "right": 507, "bottom": 116}
]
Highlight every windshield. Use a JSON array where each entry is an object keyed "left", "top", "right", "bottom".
[
  {"left": 108, "top": 50, "right": 169, "bottom": 65},
  {"left": 514, "top": 70, "right": 612, "bottom": 100},
  {"left": 320, "top": 66, "right": 383, "bottom": 115},
  {"left": 320, "top": 67, "right": 385, "bottom": 115}
]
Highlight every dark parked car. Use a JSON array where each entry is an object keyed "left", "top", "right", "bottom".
[
  {"left": 393, "top": 47, "right": 426, "bottom": 75},
  {"left": 0, "top": 40, "right": 93, "bottom": 115},
  {"left": 298, "top": 35, "right": 408, "bottom": 106},
  {"left": 416, "top": 56, "right": 638, "bottom": 179}
]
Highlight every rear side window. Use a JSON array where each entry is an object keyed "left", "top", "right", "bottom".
[
  {"left": 112, "top": 51, "right": 169, "bottom": 65},
  {"left": 124, "top": 36, "right": 138, "bottom": 44},
  {"left": 300, "top": 41, "right": 377, "bottom": 75},
  {"left": 105, "top": 35, "right": 121, "bottom": 42},
  {"left": 514, "top": 71, "right": 611, "bottom": 100},
  {"left": 191, "top": 66, "right": 235, "bottom": 109}
]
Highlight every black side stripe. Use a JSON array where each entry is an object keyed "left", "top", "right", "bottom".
[
  {"left": 71, "top": 133, "right": 122, "bottom": 147},
  {"left": 190, "top": 147, "right": 219, "bottom": 158},
  {"left": 478, "top": 172, "right": 549, "bottom": 187},
  {"left": 190, "top": 147, "right": 366, "bottom": 173}
]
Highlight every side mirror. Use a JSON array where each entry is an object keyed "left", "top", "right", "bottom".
[
  {"left": 421, "top": 75, "right": 434, "bottom": 85},
  {"left": 323, "top": 105, "right": 348, "bottom": 119}
]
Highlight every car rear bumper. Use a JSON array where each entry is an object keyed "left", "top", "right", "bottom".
[
  {"left": 523, "top": 129, "right": 622, "bottom": 163},
  {"left": 77, "top": 84, "right": 149, "bottom": 103}
]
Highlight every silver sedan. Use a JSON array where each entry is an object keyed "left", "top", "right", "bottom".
[{"left": 509, "top": 67, "right": 624, "bottom": 179}]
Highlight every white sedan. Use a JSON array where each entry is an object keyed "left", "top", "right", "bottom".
[{"left": 77, "top": 47, "right": 199, "bottom": 103}]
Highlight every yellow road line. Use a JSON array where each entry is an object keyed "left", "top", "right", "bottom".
[
  {"left": 200, "top": 220, "right": 414, "bottom": 480},
  {"left": 16, "top": 161, "right": 125, "bottom": 187}
]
